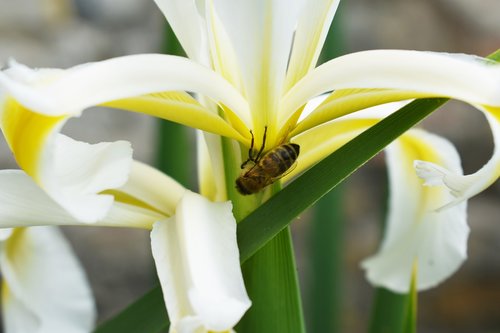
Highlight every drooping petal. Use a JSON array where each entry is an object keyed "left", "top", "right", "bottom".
[
  {"left": 1, "top": 227, "right": 96, "bottom": 333},
  {"left": 361, "top": 130, "right": 468, "bottom": 292},
  {"left": 284, "top": 0, "right": 340, "bottom": 91},
  {"left": 209, "top": 0, "right": 304, "bottom": 136},
  {"left": 0, "top": 170, "right": 161, "bottom": 229},
  {"left": 41, "top": 134, "right": 132, "bottom": 223},
  {"left": 1, "top": 91, "right": 132, "bottom": 222},
  {"left": 415, "top": 106, "right": 500, "bottom": 209},
  {"left": 151, "top": 191, "right": 250, "bottom": 332},
  {"left": 0, "top": 54, "right": 251, "bottom": 127},
  {"left": 153, "top": 0, "right": 208, "bottom": 62},
  {"left": 281, "top": 50, "right": 500, "bottom": 123}
]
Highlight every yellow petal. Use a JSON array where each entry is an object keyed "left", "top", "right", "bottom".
[
  {"left": 103, "top": 91, "right": 247, "bottom": 143},
  {"left": 1, "top": 97, "right": 65, "bottom": 181},
  {"left": 281, "top": 50, "right": 500, "bottom": 123},
  {"left": 289, "top": 88, "right": 429, "bottom": 136}
]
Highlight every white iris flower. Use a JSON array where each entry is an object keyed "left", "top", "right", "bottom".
[{"left": 0, "top": 0, "right": 499, "bottom": 331}]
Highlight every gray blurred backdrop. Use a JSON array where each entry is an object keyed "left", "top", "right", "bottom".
[{"left": 1, "top": 0, "right": 499, "bottom": 332}]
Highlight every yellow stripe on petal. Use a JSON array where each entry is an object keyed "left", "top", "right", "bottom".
[
  {"left": 103, "top": 92, "right": 247, "bottom": 143},
  {"left": 284, "top": 0, "right": 340, "bottom": 92},
  {"left": 288, "top": 118, "right": 378, "bottom": 179},
  {"left": 362, "top": 130, "right": 468, "bottom": 292},
  {"left": 1, "top": 97, "right": 66, "bottom": 181},
  {"left": 289, "top": 89, "right": 430, "bottom": 136}
]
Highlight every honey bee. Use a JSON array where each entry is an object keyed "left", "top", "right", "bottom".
[{"left": 236, "top": 127, "right": 300, "bottom": 195}]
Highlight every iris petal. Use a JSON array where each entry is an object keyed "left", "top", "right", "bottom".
[
  {"left": 281, "top": 50, "right": 500, "bottom": 124},
  {"left": 151, "top": 191, "right": 250, "bottom": 332},
  {"left": 1, "top": 227, "right": 96, "bottom": 333},
  {"left": 362, "top": 130, "right": 468, "bottom": 292}
]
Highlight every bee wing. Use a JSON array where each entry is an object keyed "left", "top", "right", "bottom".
[{"left": 271, "top": 161, "right": 298, "bottom": 182}]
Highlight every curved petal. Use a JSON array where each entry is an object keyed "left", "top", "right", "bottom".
[
  {"left": 284, "top": 0, "right": 340, "bottom": 91},
  {"left": 116, "top": 161, "right": 187, "bottom": 217},
  {"left": 1, "top": 227, "right": 96, "bottom": 333},
  {"left": 415, "top": 106, "right": 500, "bottom": 209},
  {"left": 0, "top": 170, "right": 161, "bottom": 229},
  {"left": 1, "top": 94, "right": 133, "bottom": 222},
  {"left": 0, "top": 54, "right": 251, "bottom": 127},
  {"left": 289, "top": 117, "right": 379, "bottom": 178},
  {"left": 281, "top": 50, "right": 500, "bottom": 123},
  {"left": 151, "top": 191, "right": 250, "bottom": 332},
  {"left": 104, "top": 91, "right": 247, "bottom": 142},
  {"left": 197, "top": 131, "right": 227, "bottom": 201},
  {"left": 210, "top": 0, "right": 304, "bottom": 134},
  {"left": 361, "top": 130, "right": 468, "bottom": 292},
  {"left": 153, "top": 0, "right": 209, "bottom": 62},
  {"left": 290, "top": 88, "right": 428, "bottom": 135},
  {"left": 41, "top": 134, "right": 132, "bottom": 223}
]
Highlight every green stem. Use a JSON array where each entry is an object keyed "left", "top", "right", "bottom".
[
  {"left": 222, "top": 133, "right": 306, "bottom": 333},
  {"left": 236, "top": 226, "right": 305, "bottom": 333},
  {"left": 369, "top": 288, "right": 410, "bottom": 333}
]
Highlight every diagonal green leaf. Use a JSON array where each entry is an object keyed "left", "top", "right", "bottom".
[
  {"left": 236, "top": 227, "right": 306, "bottom": 333},
  {"left": 237, "top": 97, "right": 447, "bottom": 262}
]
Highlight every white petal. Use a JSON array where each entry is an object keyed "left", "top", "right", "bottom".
[
  {"left": 117, "top": 161, "right": 187, "bottom": 216},
  {"left": 0, "top": 170, "right": 161, "bottom": 229},
  {"left": 197, "top": 131, "right": 227, "bottom": 201},
  {"left": 40, "top": 134, "right": 133, "bottom": 223},
  {"left": 284, "top": 0, "right": 340, "bottom": 91},
  {"left": 151, "top": 191, "right": 250, "bottom": 332},
  {"left": 153, "top": 0, "right": 209, "bottom": 62},
  {"left": 361, "top": 130, "right": 469, "bottom": 292},
  {"left": 1, "top": 227, "right": 96, "bottom": 333},
  {"left": 0, "top": 93, "right": 133, "bottom": 223},
  {"left": 204, "top": 0, "right": 245, "bottom": 92},
  {"left": 0, "top": 54, "right": 251, "bottom": 126},
  {"left": 415, "top": 106, "right": 500, "bottom": 208},
  {"left": 210, "top": 0, "right": 304, "bottom": 128},
  {"left": 281, "top": 50, "right": 500, "bottom": 122}
]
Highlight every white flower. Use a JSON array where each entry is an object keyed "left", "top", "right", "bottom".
[
  {"left": 0, "top": 0, "right": 499, "bottom": 310},
  {"left": 0, "top": 227, "right": 96, "bottom": 333}
]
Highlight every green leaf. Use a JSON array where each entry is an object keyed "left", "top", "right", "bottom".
[
  {"left": 237, "top": 97, "right": 447, "bottom": 262},
  {"left": 236, "top": 227, "right": 306, "bottom": 333},
  {"left": 95, "top": 97, "right": 445, "bottom": 333}
]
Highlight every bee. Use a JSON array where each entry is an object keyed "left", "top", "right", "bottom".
[{"left": 236, "top": 127, "right": 300, "bottom": 195}]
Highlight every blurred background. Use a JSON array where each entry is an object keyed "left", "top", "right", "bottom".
[{"left": 0, "top": 0, "right": 499, "bottom": 332}]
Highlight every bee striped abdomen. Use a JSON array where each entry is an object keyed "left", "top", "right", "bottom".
[{"left": 261, "top": 144, "right": 300, "bottom": 177}]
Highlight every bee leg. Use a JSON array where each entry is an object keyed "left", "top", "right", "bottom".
[
  {"left": 254, "top": 126, "right": 267, "bottom": 161},
  {"left": 241, "top": 129, "right": 255, "bottom": 169}
]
